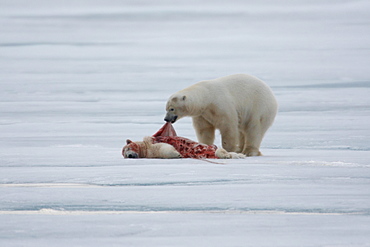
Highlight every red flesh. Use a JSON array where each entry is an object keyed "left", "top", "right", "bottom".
[{"left": 153, "top": 122, "right": 218, "bottom": 159}]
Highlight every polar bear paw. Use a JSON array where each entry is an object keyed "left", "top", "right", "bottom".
[
  {"left": 215, "top": 148, "right": 245, "bottom": 159},
  {"left": 243, "top": 147, "right": 262, "bottom": 157}
]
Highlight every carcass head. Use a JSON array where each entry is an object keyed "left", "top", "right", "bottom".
[{"left": 122, "top": 139, "right": 140, "bottom": 158}]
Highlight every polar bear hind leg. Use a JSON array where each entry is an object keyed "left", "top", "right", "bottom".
[
  {"left": 237, "top": 131, "right": 245, "bottom": 153},
  {"left": 242, "top": 115, "right": 275, "bottom": 156},
  {"left": 241, "top": 122, "right": 263, "bottom": 156}
]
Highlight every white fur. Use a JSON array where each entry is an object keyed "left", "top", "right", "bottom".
[
  {"left": 142, "top": 137, "right": 181, "bottom": 158},
  {"left": 165, "top": 74, "right": 278, "bottom": 156},
  {"left": 124, "top": 136, "right": 245, "bottom": 159},
  {"left": 215, "top": 148, "right": 246, "bottom": 159}
]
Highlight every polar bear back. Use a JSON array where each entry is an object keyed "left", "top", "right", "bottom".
[{"left": 179, "top": 74, "right": 277, "bottom": 119}]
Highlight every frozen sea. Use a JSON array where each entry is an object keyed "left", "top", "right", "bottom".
[{"left": 1, "top": 0, "right": 370, "bottom": 246}]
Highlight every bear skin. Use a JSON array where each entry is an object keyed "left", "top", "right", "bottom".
[
  {"left": 122, "top": 136, "right": 245, "bottom": 159},
  {"left": 122, "top": 137, "right": 181, "bottom": 159},
  {"left": 164, "top": 74, "right": 278, "bottom": 156}
]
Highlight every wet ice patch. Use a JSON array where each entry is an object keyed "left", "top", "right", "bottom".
[{"left": 284, "top": 160, "right": 366, "bottom": 167}]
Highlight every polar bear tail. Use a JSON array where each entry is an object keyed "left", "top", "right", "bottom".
[{"left": 215, "top": 148, "right": 246, "bottom": 159}]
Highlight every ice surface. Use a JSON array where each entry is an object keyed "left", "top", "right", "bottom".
[{"left": 1, "top": 0, "right": 370, "bottom": 246}]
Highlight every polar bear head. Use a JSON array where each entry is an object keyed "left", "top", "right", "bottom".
[
  {"left": 164, "top": 94, "right": 187, "bottom": 123},
  {"left": 122, "top": 139, "right": 141, "bottom": 158}
]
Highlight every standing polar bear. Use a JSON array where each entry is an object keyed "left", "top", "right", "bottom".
[{"left": 164, "top": 74, "right": 278, "bottom": 156}]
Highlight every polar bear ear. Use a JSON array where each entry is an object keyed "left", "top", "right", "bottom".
[
  {"left": 126, "top": 139, "right": 132, "bottom": 144},
  {"left": 182, "top": 95, "right": 186, "bottom": 100}
]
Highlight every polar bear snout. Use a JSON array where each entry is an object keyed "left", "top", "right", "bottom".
[
  {"left": 123, "top": 150, "right": 139, "bottom": 158},
  {"left": 164, "top": 113, "right": 178, "bottom": 123},
  {"left": 127, "top": 152, "right": 138, "bottom": 158}
]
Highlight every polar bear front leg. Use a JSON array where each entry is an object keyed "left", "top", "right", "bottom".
[
  {"left": 192, "top": 116, "right": 215, "bottom": 145},
  {"left": 219, "top": 125, "right": 238, "bottom": 152},
  {"left": 157, "top": 144, "right": 181, "bottom": 158}
]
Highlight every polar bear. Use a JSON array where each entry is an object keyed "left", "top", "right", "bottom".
[
  {"left": 122, "top": 136, "right": 245, "bottom": 159},
  {"left": 164, "top": 74, "right": 278, "bottom": 156},
  {"left": 122, "top": 137, "right": 181, "bottom": 159}
]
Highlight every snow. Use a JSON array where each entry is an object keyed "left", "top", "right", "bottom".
[{"left": 1, "top": 0, "right": 370, "bottom": 246}]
